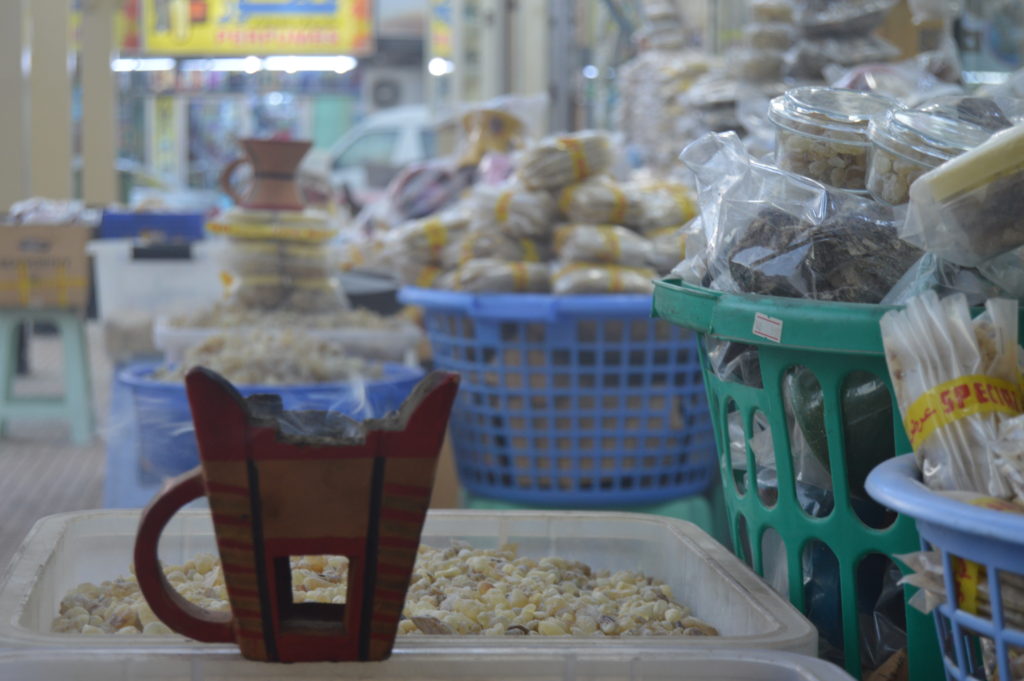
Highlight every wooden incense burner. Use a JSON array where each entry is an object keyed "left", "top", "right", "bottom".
[{"left": 134, "top": 367, "right": 459, "bottom": 662}]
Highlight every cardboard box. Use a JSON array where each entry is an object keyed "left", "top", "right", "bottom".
[{"left": 0, "top": 224, "right": 92, "bottom": 310}]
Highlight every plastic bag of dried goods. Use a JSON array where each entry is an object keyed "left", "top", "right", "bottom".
[
  {"left": 557, "top": 177, "right": 646, "bottom": 228},
  {"left": 554, "top": 224, "right": 653, "bottom": 268},
  {"left": 444, "top": 228, "right": 547, "bottom": 269},
  {"left": 551, "top": 262, "right": 657, "bottom": 294},
  {"left": 436, "top": 259, "right": 550, "bottom": 293},
  {"left": 472, "top": 182, "right": 557, "bottom": 240},
  {"left": 517, "top": 131, "right": 613, "bottom": 190}
]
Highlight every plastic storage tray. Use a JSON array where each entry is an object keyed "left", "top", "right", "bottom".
[
  {"left": 0, "top": 510, "right": 816, "bottom": 655},
  {"left": 88, "top": 239, "right": 225, "bottom": 319},
  {"left": 99, "top": 211, "right": 206, "bottom": 241},
  {"left": 0, "top": 649, "right": 854, "bottom": 680},
  {"left": 153, "top": 317, "right": 424, "bottom": 365}
]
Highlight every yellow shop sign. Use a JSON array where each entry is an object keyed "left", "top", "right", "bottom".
[{"left": 142, "top": 0, "right": 373, "bottom": 55}]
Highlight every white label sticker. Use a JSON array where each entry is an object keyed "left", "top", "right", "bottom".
[{"left": 752, "top": 313, "right": 783, "bottom": 343}]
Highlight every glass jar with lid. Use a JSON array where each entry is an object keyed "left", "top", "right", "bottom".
[
  {"left": 867, "top": 109, "right": 991, "bottom": 205},
  {"left": 768, "top": 86, "right": 896, "bottom": 191}
]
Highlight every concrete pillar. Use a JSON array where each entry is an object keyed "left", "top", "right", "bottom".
[
  {"left": 81, "top": 0, "right": 119, "bottom": 204},
  {"left": 510, "top": 0, "right": 548, "bottom": 97},
  {"left": 28, "top": 0, "right": 74, "bottom": 199},
  {"left": 0, "top": 0, "right": 29, "bottom": 211}
]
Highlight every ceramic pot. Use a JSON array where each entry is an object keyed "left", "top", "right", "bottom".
[{"left": 219, "top": 138, "right": 312, "bottom": 211}]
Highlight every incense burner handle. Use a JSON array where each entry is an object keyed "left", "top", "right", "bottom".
[{"left": 134, "top": 468, "right": 236, "bottom": 643}]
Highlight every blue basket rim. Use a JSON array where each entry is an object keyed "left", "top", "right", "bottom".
[
  {"left": 399, "top": 287, "right": 655, "bottom": 319},
  {"left": 867, "top": 454, "right": 1024, "bottom": 545},
  {"left": 117, "top": 359, "right": 424, "bottom": 392},
  {"left": 101, "top": 209, "right": 206, "bottom": 218}
]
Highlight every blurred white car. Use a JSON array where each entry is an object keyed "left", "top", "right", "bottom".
[{"left": 300, "top": 105, "right": 438, "bottom": 208}]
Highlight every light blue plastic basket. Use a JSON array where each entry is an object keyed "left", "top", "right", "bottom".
[
  {"left": 868, "top": 455, "right": 1024, "bottom": 681},
  {"left": 399, "top": 288, "right": 717, "bottom": 506}
]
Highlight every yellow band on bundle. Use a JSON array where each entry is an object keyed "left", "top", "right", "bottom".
[
  {"left": 293, "top": 277, "right": 333, "bottom": 290},
  {"left": 520, "top": 239, "right": 540, "bottom": 262},
  {"left": 423, "top": 219, "right": 447, "bottom": 255},
  {"left": 600, "top": 226, "right": 622, "bottom": 262},
  {"left": 904, "top": 374, "right": 1023, "bottom": 450},
  {"left": 417, "top": 266, "right": 441, "bottom": 288},
  {"left": 558, "top": 185, "right": 577, "bottom": 216},
  {"left": 460, "top": 232, "right": 481, "bottom": 265},
  {"left": 557, "top": 137, "right": 590, "bottom": 180},
  {"left": 494, "top": 191, "right": 513, "bottom": 223},
  {"left": 610, "top": 265, "right": 623, "bottom": 293},
  {"left": 671, "top": 189, "right": 697, "bottom": 222},
  {"left": 511, "top": 262, "right": 528, "bottom": 291},
  {"left": 609, "top": 185, "right": 627, "bottom": 224}
]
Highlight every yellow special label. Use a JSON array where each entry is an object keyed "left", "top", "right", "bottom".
[
  {"left": 953, "top": 557, "right": 981, "bottom": 614},
  {"left": 903, "top": 374, "right": 1023, "bottom": 450}
]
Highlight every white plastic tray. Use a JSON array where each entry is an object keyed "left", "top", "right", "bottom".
[
  {"left": 0, "top": 649, "right": 853, "bottom": 680},
  {"left": 88, "top": 239, "right": 225, "bottom": 319},
  {"left": 153, "top": 316, "right": 424, "bottom": 364},
  {"left": 0, "top": 510, "right": 816, "bottom": 656}
]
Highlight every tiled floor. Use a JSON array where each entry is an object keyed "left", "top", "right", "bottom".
[{"left": 0, "top": 323, "right": 109, "bottom": 572}]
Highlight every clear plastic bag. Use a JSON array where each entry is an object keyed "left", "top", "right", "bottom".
[
  {"left": 881, "top": 292, "right": 1022, "bottom": 497},
  {"left": 646, "top": 225, "right": 690, "bottom": 275},
  {"left": 827, "top": 60, "right": 963, "bottom": 107},
  {"left": 915, "top": 95, "right": 1014, "bottom": 132},
  {"left": 881, "top": 253, "right": 1004, "bottom": 307},
  {"left": 551, "top": 263, "right": 657, "bottom": 294},
  {"left": 517, "top": 131, "right": 614, "bottom": 190},
  {"left": 680, "top": 131, "right": 920, "bottom": 303},
  {"left": 752, "top": 0, "right": 795, "bottom": 23},
  {"left": 471, "top": 182, "right": 558, "bottom": 240},
  {"left": 785, "top": 34, "right": 902, "bottom": 81},
  {"left": 557, "top": 178, "right": 647, "bottom": 228},
  {"left": 380, "top": 210, "right": 471, "bottom": 267},
  {"left": 436, "top": 259, "right": 551, "bottom": 293},
  {"left": 744, "top": 22, "right": 798, "bottom": 51},
  {"left": 554, "top": 224, "right": 653, "bottom": 268},
  {"left": 444, "top": 228, "right": 548, "bottom": 269},
  {"left": 902, "top": 125, "right": 1024, "bottom": 267},
  {"left": 794, "top": 0, "right": 897, "bottom": 37}
]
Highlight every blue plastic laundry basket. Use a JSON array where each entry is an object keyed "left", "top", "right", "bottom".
[
  {"left": 118, "top": 360, "right": 425, "bottom": 484},
  {"left": 399, "top": 288, "right": 717, "bottom": 506},
  {"left": 868, "top": 455, "right": 1024, "bottom": 681}
]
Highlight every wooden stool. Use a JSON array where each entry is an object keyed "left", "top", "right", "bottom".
[{"left": 0, "top": 309, "right": 94, "bottom": 445}]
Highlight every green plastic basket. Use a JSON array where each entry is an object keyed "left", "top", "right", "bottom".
[{"left": 652, "top": 279, "right": 943, "bottom": 681}]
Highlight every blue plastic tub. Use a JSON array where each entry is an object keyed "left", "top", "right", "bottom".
[
  {"left": 99, "top": 211, "right": 206, "bottom": 241},
  {"left": 399, "top": 287, "right": 717, "bottom": 507},
  {"left": 118, "top": 361, "right": 425, "bottom": 484},
  {"left": 867, "top": 455, "right": 1024, "bottom": 681}
]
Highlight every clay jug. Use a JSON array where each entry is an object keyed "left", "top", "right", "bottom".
[{"left": 219, "top": 138, "right": 312, "bottom": 211}]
